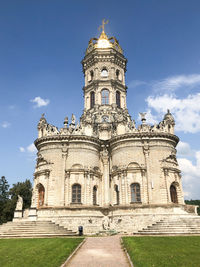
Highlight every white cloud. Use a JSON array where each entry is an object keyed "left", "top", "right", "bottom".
[
  {"left": 31, "top": 96, "right": 50, "bottom": 108},
  {"left": 19, "top": 143, "right": 37, "bottom": 153},
  {"left": 146, "top": 93, "right": 200, "bottom": 133},
  {"left": 152, "top": 74, "right": 200, "bottom": 92},
  {"left": 1, "top": 121, "right": 11, "bottom": 128},
  {"left": 178, "top": 151, "right": 200, "bottom": 199},
  {"left": 128, "top": 80, "right": 147, "bottom": 89},
  {"left": 27, "top": 143, "right": 37, "bottom": 153},
  {"left": 19, "top": 147, "right": 25, "bottom": 152},
  {"left": 176, "top": 141, "right": 193, "bottom": 157}
]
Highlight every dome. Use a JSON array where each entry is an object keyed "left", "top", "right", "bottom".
[
  {"left": 164, "top": 109, "right": 175, "bottom": 122},
  {"left": 86, "top": 20, "right": 123, "bottom": 54}
]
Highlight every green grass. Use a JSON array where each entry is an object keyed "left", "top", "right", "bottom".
[
  {"left": 122, "top": 236, "right": 200, "bottom": 267},
  {"left": 0, "top": 238, "right": 84, "bottom": 267}
]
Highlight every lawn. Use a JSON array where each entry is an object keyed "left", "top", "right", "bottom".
[
  {"left": 122, "top": 236, "right": 200, "bottom": 267},
  {"left": 0, "top": 237, "right": 84, "bottom": 267}
]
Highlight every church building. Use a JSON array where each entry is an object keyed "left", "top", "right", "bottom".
[{"left": 28, "top": 21, "right": 196, "bottom": 234}]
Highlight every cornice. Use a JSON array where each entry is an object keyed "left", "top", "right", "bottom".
[
  {"left": 110, "top": 132, "right": 179, "bottom": 146},
  {"left": 82, "top": 49, "right": 127, "bottom": 71},
  {"left": 83, "top": 80, "right": 127, "bottom": 93},
  {"left": 65, "top": 168, "right": 102, "bottom": 177},
  {"left": 162, "top": 166, "right": 181, "bottom": 173},
  {"left": 111, "top": 166, "right": 146, "bottom": 177},
  {"left": 34, "top": 169, "right": 50, "bottom": 177},
  {"left": 35, "top": 134, "right": 102, "bottom": 149}
]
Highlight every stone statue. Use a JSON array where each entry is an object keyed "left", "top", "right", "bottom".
[
  {"left": 71, "top": 114, "right": 76, "bottom": 125},
  {"left": 64, "top": 116, "right": 68, "bottom": 128},
  {"left": 16, "top": 195, "right": 23, "bottom": 210},
  {"left": 102, "top": 216, "right": 110, "bottom": 230},
  {"left": 139, "top": 112, "right": 147, "bottom": 124}
]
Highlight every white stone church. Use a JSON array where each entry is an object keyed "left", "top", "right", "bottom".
[{"left": 27, "top": 22, "right": 198, "bottom": 234}]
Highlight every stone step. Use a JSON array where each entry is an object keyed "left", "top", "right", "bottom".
[
  {"left": 1, "top": 228, "right": 72, "bottom": 232},
  {"left": 0, "top": 231, "right": 74, "bottom": 235},
  {"left": 147, "top": 228, "right": 200, "bottom": 231},
  {"left": 140, "top": 230, "right": 200, "bottom": 233},
  {"left": 135, "top": 232, "right": 200, "bottom": 235},
  {"left": 137, "top": 216, "right": 200, "bottom": 235},
  {"left": 0, "top": 233, "right": 76, "bottom": 238},
  {"left": 1, "top": 226, "right": 71, "bottom": 230},
  {"left": 147, "top": 225, "right": 200, "bottom": 229},
  {"left": 0, "top": 220, "right": 77, "bottom": 237}
]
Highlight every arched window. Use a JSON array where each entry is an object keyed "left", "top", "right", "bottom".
[
  {"left": 101, "top": 89, "right": 109, "bottom": 105},
  {"left": 114, "top": 185, "right": 120, "bottom": 205},
  {"left": 88, "top": 70, "right": 94, "bottom": 82},
  {"left": 90, "top": 70, "right": 94, "bottom": 80},
  {"left": 38, "top": 184, "right": 45, "bottom": 207},
  {"left": 90, "top": 91, "right": 95, "bottom": 108},
  {"left": 116, "top": 69, "right": 120, "bottom": 79},
  {"left": 116, "top": 91, "right": 121, "bottom": 108},
  {"left": 170, "top": 184, "right": 178, "bottom": 203},
  {"left": 93, "top": 186, "right": 97, "bottom": 205},
  {"left": 101, "top": 68, "right": 108, "bottom": 77},
  {"left": 72, "top": 184, "right": 81, "bottom": 203},
  {"left": 130, "top": 183, "right": 141, "bottom": 203}
]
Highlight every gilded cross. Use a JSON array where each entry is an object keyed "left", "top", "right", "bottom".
[{"left": 98, "top": 19, "right": 109, "bottom": 32}]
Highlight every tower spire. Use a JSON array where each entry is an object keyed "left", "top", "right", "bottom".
[{"left": 98, "top": 19, "right": 109, "bottom": 33}]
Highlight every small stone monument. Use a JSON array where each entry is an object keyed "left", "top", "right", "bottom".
[
  {"left": 28, "top": 190, "right": 37, "bottom": 221},
  {"left": 13, "top": 195, "right": 23, "bottom": 221},
  {"left": 102, "top": 216, "right": 110, "bottom": 230}
]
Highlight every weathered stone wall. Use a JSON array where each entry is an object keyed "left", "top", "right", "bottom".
[{"left": 36, "top": 205, "right": 191, "bottom": 234}]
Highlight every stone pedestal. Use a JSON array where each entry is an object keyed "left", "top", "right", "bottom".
[
  {"left": 28, "top": 207, "right": 37, "bottom": 221},
  {"left": 13, "top": 210, "right": 23, "bottom": 221}
]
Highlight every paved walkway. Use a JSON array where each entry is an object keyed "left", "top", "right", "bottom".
[{"left": 67, "top": 235, "right": 130, "bottom": 267}]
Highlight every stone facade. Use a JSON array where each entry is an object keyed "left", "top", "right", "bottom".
[{"left": 28, "top": 26, "right": 196, "bottom": 234}]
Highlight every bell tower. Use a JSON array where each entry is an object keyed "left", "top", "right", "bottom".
[{"left": 82, "top": 20, "right": 127, "bottom": 111}]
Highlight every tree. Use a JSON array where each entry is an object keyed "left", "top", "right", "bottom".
[
  {"left": 0, "top": 178, "right": 32, "bottom": 225},
  {"left": 0, "top": 176, "right": 10, "bottom": 224},
  {"left": 0, "top": 176, "right": 9, "bottom": 202},
  {"left": 9, "top": 179, "right": 32, "bottom": 210},
  {"left": 185, "top": 200, "right": 200, "bottom": 215}
]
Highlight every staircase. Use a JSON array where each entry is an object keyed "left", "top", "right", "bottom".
[
  {"left": 136, "top": 216, "right": 200, "bottom": 235},
  {"left": 0, "top": 220, "right": 77, "bottom": 238}
]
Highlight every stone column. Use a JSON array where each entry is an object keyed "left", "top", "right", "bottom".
[
  {"left": 164, "top": 169, "right": 170, "bottom": 203},
  {"left": 124, "top": 171, "right": 129, "bottom": 205},
  {"left": 86, "top": 171, "right": 90, "bottom": 205},
  {"left": 100, "top": 145, "right": 110, "bottom": 206},
  {"left": 61, "top": 147, "right": 68, "bottom": 206},
  {"left": 143, "top": 145, "right": 151, "bottom": 204},
  {"left": 44, "top": 171, "right": 50, "bottom": 206},
  {"left": 121, "top": 173, "right": 126, "bottom": 205},
  {"left": 90, "top": 173, "right": 93, "bottom": 205},
  {"left": 118, "top": 173, "right": 123, "bottom": 205},
  {"left": 110, "top": 175, "right": 114, "bottom": 205},
  {"left": 141, "top": 169, "right": 146, "bottom": 203},
  {"left": 66, "top": 172, "right": 71, "bottom": 204},
  {"left": 84, "top": 172, "right": 87, "bottom": 205}
]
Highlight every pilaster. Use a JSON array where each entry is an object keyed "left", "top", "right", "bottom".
[
  {"left": 100, "top": 145, "right": 110, "bottom": 206},
  {"left": 61, "top": 146, "right": 68, "bottom": 206}
]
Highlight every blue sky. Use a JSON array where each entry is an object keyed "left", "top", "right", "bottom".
[{"left": 0, "top": 0, "right": 200, "bottom": 199}]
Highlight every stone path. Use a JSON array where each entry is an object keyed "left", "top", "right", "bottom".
[{"left": 67, "top": 235, "right": 130, "bottom": 267}]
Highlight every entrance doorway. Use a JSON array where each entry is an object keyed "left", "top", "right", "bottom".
[
  {"left": 38, "top": 184, "right": 45, "bottom": 207},
  {"left": 170, "top": 184, "right": 178, "bottom": 203}
]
